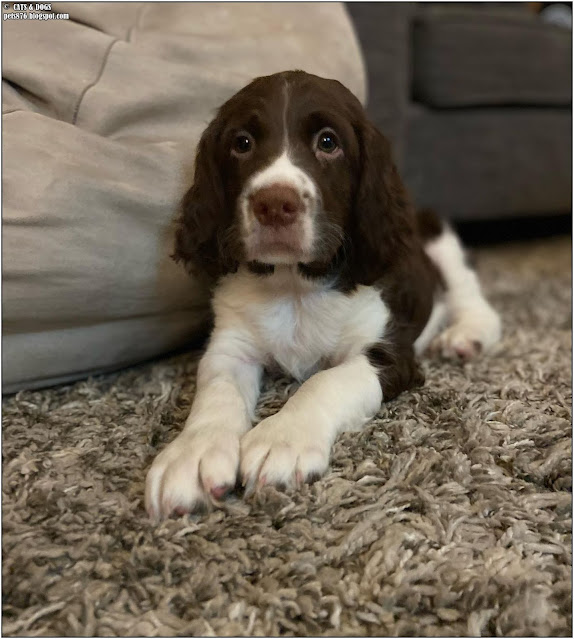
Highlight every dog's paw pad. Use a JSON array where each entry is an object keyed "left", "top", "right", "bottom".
[{"left": 209, "top": 483, "right": 233, "bottom": 500}]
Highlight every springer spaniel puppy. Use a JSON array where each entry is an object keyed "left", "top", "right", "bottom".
[{"left": 145, "top": 70, "right": 501, "bottom": 520}]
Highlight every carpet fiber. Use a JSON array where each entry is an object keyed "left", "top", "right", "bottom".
[{"left": 3, "top": 236, "right": 572, "bottom": 637}]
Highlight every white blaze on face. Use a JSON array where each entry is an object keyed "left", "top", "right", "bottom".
[
  {"left": 239, "top": 82, "right": 321, "bottom": 264},
  {"left": 240, "top": 154, "right": 321, "bottom": 264}
]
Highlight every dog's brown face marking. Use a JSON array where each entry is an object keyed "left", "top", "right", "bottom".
[
  {"left": 174, "top": 69, "right": 437, "bottom": 305},
  {"left": 200, "top": 72, "right": 364, "bottom": 270}
]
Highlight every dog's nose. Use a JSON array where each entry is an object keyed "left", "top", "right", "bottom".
[{"left": 250, "top": 184, "right": 302, "bottom": 227}]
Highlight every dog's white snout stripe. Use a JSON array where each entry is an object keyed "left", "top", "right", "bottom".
[
  {"left": 240, "top": 153, "right": 320, "bottom": 263},
  {"left": 247, "top": 153, "right": 317, "bottom": 198}
]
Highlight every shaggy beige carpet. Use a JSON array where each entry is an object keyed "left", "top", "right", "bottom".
[{"left": 2, "top": 236, "right": 572, "bottom": 637}]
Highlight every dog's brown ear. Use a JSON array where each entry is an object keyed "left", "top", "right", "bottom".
[
  {"left": 173, "top": 119, "right": 238, "bottom": 280},
  {"left": 350, "top": 121, "right": 418, "bottom": 285}
]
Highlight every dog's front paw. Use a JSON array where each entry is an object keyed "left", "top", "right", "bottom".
[
  {"left": 145, "top": 428, "right": 239, "bottom": 521},
  {"left": 240, "top": 415, "right": 330, "bottom": 492}
]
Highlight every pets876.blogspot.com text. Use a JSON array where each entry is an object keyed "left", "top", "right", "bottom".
[{"left": 3, "top": 3, "right": 69, "bottom": 20}]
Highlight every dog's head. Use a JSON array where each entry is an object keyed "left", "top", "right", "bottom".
[{"left": 174, "top": 70, "right": 416, "bottom": 285}]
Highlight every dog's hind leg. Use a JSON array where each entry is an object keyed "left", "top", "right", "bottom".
[{"left": 415, "top": 210, "right": 501, "bottom": 360}]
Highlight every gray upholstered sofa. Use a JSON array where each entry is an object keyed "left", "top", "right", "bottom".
[{"left": 347, "top": 2, "right": 572, "bottom": 221}]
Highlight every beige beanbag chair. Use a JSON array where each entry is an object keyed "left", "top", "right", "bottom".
[{"left": 2, "top": 2, "right": 366, "bottom": 393}]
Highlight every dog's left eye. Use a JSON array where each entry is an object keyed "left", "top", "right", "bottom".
[
  {"left": 232, "top": 132, "right": 254, "bottom": 155},
  {"left": 316, "top": 128, "right": 339, "bottom": 154}
]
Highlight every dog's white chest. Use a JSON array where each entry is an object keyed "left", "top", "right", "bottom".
[
  {"left": 258, "top": 290, "right": 344, "bottom": 379},
  {"left": 214, "top": 267, "right": 390, "bottom": 381}
]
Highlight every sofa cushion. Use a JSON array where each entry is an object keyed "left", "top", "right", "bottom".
[
  {"left": 404, "top": 104, "right": 572, "bottom": 220},
  {"left": 412, "top": 8, "right": 572, "bottom": 107},
  {"left": 3, "top": 2, "right": 366, "bottom": 393}
]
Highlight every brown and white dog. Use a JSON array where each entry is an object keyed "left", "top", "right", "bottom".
[{"left": 145, "top": 71, "right": 501, "bottom": 520}]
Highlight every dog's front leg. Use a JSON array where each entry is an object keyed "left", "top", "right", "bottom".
[
  {"left": 145, "top": 329, "right": 262, "bottom": 520},
  {"left": 240, "top": 354, "right": 382, "bottom": 490}
]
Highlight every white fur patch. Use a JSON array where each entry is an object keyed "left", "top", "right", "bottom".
[
  {"left": 214, "top": 265, "right": 389, "bottom": 380},
  {"left": 414, "top": 299, "right": 448, "bottom": 355},
  {"left": 239, "top": 153, "right": 319, "bottom": 264},
  {"left": 424, "top": 227, "right": 502, "bottom": 359}
]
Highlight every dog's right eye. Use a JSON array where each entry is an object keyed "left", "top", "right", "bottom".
[
  {"left": 232, "top": 132, "right": 253, "bottom": 156},
  {"left": 317, "top": 130, "right": 338, "bottom": 153}
]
